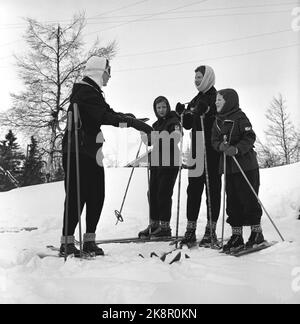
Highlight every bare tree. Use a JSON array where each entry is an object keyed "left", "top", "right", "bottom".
[
  {"left": 264, "top": 94, "right": 299, "bottom": 165},
  {"left": 256, "top": 137, "right": 281, "bottom": 168},
  {"left": 0, "top": 13, "right": 116, "bottom": 179}
]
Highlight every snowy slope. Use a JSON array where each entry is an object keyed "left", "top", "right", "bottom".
[{"left": 0, "top": 163, "right": 300, "bottom": 304}]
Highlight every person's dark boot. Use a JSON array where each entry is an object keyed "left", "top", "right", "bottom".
[
  {"left": 151, "top": 222, "right": 172, "bottom": 238},
  {"left": 138, "top": 221, "right": 160, "bottom": 239},
  {"left": 246, "top": 225, "right": 265, "bottom": 248},
  {"left": 223, "top": 234, "right": 244, "bottom": 253},
  {"left": 59, "top": 235, "right": 80, "bottom": 257},
  {"left": 180, "top": 221, "right": 197, "bottom": 247},
  {"left": 199, "top": 222, "right": 218, "bottom": 247},
  {"left": 223, "top": 227, "right": 244, "bottom": 253},
  {"left": 83, "top": 233, "right": 104, "bottom": 256}
]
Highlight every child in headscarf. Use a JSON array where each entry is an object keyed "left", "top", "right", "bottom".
[
  {"left": 138, "top": 96, "right": 181, "bottom": 238},
  {"left": 212, "top": 88, "right": 264, "bottom": 252}
]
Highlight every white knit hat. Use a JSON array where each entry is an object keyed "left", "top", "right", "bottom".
[{"left": 83, "top": 56, "right": 109, "bottom": 88}]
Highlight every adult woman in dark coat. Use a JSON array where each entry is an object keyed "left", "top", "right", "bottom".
[
  {"left": 60, "top": 56, "right": 153, "bottom": 256},
  {"left": 176, "top": 65, "right": 221, "bottom": 246}
]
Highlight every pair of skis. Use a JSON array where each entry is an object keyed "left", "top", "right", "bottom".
[
  {"left": 221, "top": 241, "right": 278, "bottom": 257},
  {"left": 40, "top": 237, "right": 278, "bottom": 262}
]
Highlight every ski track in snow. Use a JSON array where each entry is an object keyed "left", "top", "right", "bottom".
[{"left": 0, "top": 164, "right": 300, "bottom": 304}]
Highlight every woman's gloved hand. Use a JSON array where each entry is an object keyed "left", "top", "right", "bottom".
[
  {"left": 124, "top": 113, "right": 136, "bottom": 119},
  {"left": 127, "top": 117, "right": 153, "bottom": 135},
  {"left": 175, "top": 102, "right": 186, "bottom": 115}
]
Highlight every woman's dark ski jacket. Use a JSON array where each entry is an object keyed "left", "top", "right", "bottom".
[
  {"left": 62, "top": 77, "right": 131, "bottom": 160},
  {"left": 182, "top": 86, "right": 220, "bottom": 165},
  {"left": 145, "top": 97, "right": 181, "bottom": 168}
]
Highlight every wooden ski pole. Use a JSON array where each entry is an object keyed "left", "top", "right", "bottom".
[
  {"left": 146, "top": 144, "right": 151, "bottom": 235},
  {"left": 64, "top": 111, "right": 73, "bottom": 261},
  {"left": 221, "top": 136, "right": 227, "bottom": 248},
  {"left": 200, "top": 115, "right": 214, "bottom": 248},
  {"left": 175, "top": 115, "right": 184, "bottom": 248},
  {"left": 115, "top": 140, "right": 143, "bottom": 225},
  {"left": 73, "top": 103, "right": 83, "bottom": 258}
]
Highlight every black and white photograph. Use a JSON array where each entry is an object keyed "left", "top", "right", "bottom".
[{"left": 0, "top": 0, "right": 300, "bottom": 306}]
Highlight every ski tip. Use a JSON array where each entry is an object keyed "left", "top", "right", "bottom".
[
  {"left": 160, "top": 254, "right": 167, "bottom": 262},
  {"left": 169, "top": 252, "right": 182, "bottom": 265}
]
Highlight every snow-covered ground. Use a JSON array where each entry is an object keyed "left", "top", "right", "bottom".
[{"left": 0, "top": 163, "right": 300, "bottom": 304}]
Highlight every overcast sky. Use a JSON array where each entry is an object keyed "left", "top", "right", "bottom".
[{"left": 0, "top": 0, "right": 299, "bottom": 154}]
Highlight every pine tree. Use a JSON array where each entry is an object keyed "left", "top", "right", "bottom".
[
  {"left": 21, "top": 136, "right": 44, "bottom": 186},
  {"left": 0, "top": 130, "right": 24, "bottom": 190}
]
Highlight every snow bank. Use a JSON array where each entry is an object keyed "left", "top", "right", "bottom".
[{"left": 0, "top": 163, "right": 300, "bottom": 304}]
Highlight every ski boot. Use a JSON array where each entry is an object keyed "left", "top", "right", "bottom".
[
  {"left": 222, "top": 234, "right": 245, "bottom": 254},
  {"left": 180, "top": 228, "right": 197, "bottom": 248},
  {"left": 59, "top": 243, "right": 81, "bottom": 257},
  {"left": 150, "top": 226, "right": 172, "bottom": 239},
  {"left": 60, "top": 235, "right": 81, "bottom": 257},
  {"left": 138, "top": 221, "right": 160, "bottom": 239},
  {"left": 246, "top": 231, "right": 265, "bottom": 249},
  {"left": 83, "top": 241, "right": 104, "bottom": 256},
  {"left": 199, "top": 226, "right": 219, "bottom": 248},
  {"left": 83, "top": 233, "right": 104, "bottom": 256}
]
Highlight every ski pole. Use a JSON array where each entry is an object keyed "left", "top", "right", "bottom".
[
  {"left": 231, "top": 155, "right": 285, "bottom": 242},
  {"left": 221, "top": 135, "right": 227, "bottom": 248},
  {"left": 146, "top": 144, "right": 151, "bottom": 235},
  {"left": 115, "top": 140, "right": 143, "bottom": 225},
  {"left": 200, "top": 115, "right": 214, "bottom": 248},
  {"left": 221, "top": 120, "right": 235, "bottom": 247},
  {"left": 175, "top": 115, "right": 184, "bottom": 248},
  {"left": 73, "top": 103, "right": 83, "bottom": 258},
  {"left": 64, "top": 111, "right": 73, "bottom": 262}
]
